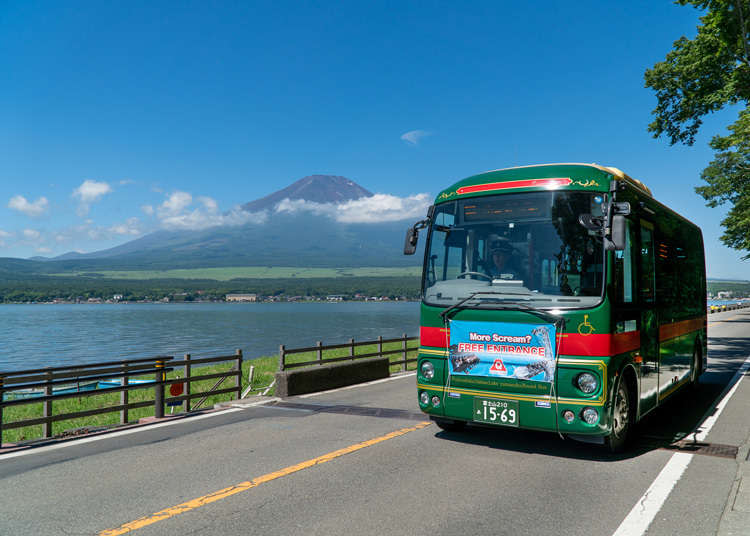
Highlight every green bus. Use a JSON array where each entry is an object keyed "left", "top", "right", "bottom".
[{"left": 405, "top": 163, "right": 706, "bottom": 451}]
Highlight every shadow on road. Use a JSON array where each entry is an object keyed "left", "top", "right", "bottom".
[{"left": 431, "top": 335, "right": 750, "bottom": 461}]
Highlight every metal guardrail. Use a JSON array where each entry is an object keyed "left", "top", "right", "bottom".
[
  {"left": 0, "top": 350, "right": 243, "bottom": 444},
  {"left": 279, "top": 334, "right": 418, "bottom": 372},
  {"left": 707, "top": 303, "right": 749, "bottom": 313}
]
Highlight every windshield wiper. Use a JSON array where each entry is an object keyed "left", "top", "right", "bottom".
[
  {"left": 440, "top": 291, "right": 530, "bottom": 321},
  {"left": 439, "top": 292, "right": 502, "bottom": 321},
  {"left": 440, "top": 292, "right": 563, "bottom": 325}
]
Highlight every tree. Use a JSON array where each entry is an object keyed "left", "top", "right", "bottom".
[{"left": 645, "top": 1, "right": 750, "bottom": 256}]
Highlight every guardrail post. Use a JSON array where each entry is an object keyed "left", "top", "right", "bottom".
[
  {"left": 279, "top": 345, "right": 286, "bottom": 372},
  {"left": 350, "top": 338, "right": 355, "bottom": 361},
  {"left": 0, "top": 376, "right": 4, "bottom": 446},
  {"left": 378, "top": 335, "right": 383, "bottom": 360},
  {"left": 402, "top": 333, "right": 407, "bottom": 371},
  {"left": 43, "top": 370, "right": 53, "bottom": 438},
  {"left": 317, "top": 341, "right": 323, "bottom": 365},
  {"left": 154, "top": 358, "right": 165, "bottom": 419},
  {"left": 184, "top": 354, "right": 191, "bottom": 412},
  {"left": 235, "top": 349, "right": 243, "bottom": 400},
  {"left": 120, "top": 364, "right": 129, "bottom": 424}
]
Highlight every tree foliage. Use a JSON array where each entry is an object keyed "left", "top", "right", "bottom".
[
  {"left": 646, "top": 1, "right": 750, "bottom": 257},
  {"left": 696, "top": 108, "right": 750, "bottom": 253}
]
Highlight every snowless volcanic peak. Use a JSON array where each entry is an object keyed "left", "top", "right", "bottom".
[{"left": 241, "top": 175, "right": 373, "bottom": 212}]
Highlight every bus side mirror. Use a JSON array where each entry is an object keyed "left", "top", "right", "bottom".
[
  {"left": 610, "top": 215, "right": 626, "bottom": 251},
  {"left": 404, "top": 227, "right": 418, "bottom": 255},
  {"left": 404, "top": 206, "right": 434, "bottom": 256}
]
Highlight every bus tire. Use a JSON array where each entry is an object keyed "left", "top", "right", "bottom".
[
  {"left": 432, "top": 418, "right": 466, "bottom": 432},
  {"left": 605, "top": 375, "right": 633, "bottom": 453},
  {"left": 689, "top": 344, "right": 702, "bottom": 391}
]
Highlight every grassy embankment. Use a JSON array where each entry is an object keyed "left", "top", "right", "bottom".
[{"left": 1, "top": 340, "right": 418, "bottom": 444}]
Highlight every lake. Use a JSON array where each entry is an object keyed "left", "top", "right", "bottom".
[{"left": 0, "top": 302, "right": 420, "bottom": 372}]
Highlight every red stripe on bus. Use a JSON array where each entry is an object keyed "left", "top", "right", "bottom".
[
  {"left": 456, "top": 177, "right": 572, "bottom": 195},
  {"left": 659, "top": 317, "right": 704, "bottom": 342},
  {"left": 611, "top": 331, "right": 641, "bottom": 355},
  {"left": 558, "top": 334, "right": 610, "bottom": 355},
  {"left": 420, "top": 325, "right": 641, "bottom": 357},
  {"left": 557, "top": 332, "right": 639, "bottom": 356},
  {"left": 420, "top": 325, "right": 449, "bottom": 347}
]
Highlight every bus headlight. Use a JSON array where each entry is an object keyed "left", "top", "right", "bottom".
[
  {"left": 421, "top": 361, "right": 435, "bottom": 379},
  {"left": 576, "top": 372, "right": 598, "bottom": 394},
  {"left": 581, "top": 407, "right": 599, "bottom": 424},
  {"left": 431, "top": 396, "right": 441, "bottom": 408},
  {"left": 419, "top": 391, "right": 430, "bottom": 405}
]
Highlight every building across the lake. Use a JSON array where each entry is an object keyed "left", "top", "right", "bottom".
[{"left": 226, "top": 293, "right": 257, "bottom": 302}]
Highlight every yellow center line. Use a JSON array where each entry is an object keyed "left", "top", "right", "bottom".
[
  {"left": 99, "top": 421, "right": 432, "bottom": 535},
  {"left": 709, "top": 315, "right": 743, "bottom": 325}
]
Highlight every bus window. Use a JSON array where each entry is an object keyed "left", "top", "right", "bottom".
[
  {"left": 640, "top": 223, "right": 655, "bottom": 304},
  {"left": 614, "top": 219, "right": 637, "bottom": 303}
]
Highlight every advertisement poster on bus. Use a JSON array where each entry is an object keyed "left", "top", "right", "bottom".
[{"left": 447, "top": 320, "right": 556, "bottom": 382}]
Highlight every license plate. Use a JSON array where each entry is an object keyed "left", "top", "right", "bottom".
[{"left": 473, "top": 398, "right": 519, "bottom": 427}]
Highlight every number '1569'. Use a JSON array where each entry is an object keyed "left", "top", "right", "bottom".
[{"left": 482, "top": 404, "right": 516, "bottom": 423}]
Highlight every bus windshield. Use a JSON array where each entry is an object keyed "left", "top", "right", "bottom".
[{"left": 423, "top": 191, "right": 606, "bottom": 308}]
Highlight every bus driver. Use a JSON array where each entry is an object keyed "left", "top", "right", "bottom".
[{"left": 487, "top": 237, "right": 521, "bottom": 280}]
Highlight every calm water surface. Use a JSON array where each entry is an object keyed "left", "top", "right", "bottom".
[{"left": 0, "top": 302, "right": 419, "bottom": 372}]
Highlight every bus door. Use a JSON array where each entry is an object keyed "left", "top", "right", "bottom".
[{"left": 639, "top": 220, "right": 659, "bottom": 414}]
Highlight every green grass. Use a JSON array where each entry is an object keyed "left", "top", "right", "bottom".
[
  {"left": 50, "top": 266, "right": 421, "bottom": 281},
  {"left": 1, "top": 341, "right": 418, "bottom": 444}
]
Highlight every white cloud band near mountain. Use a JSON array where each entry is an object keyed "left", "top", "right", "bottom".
[
  {"left": 8, "top": 195, "right": 49, "bottom": 217},
  {"left": 274, "top": 193, "right": 431, "bottom": 223},
  {"left": 156, "top": 191, "right": 267, "bottom": 230}
]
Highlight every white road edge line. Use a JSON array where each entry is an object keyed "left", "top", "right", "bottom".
[
  {"left": 611, "top": 354, "right": 750, "bottom": 536},
  {"left": 0, "top": 407, "right": 244, "bottom": 461},
  {"left": 0, "top": 372, "right": 417, "bottom": 460}
]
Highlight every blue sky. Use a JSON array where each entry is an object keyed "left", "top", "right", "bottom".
[{"left": 0, "top": 1, "right": 747, "bottom": 279}]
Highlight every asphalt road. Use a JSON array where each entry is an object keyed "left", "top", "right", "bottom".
[{"left": 1, "top": 308, "right": 749, "bottom": 536}]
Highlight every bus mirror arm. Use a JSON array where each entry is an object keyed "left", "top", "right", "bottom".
[
  {"left": 404, "top": 218, "right": 429, "bottom": 255},
  {"left": 603, "top": 202, "right": 630, "bottom": 251},
  {"left": 404, "top": 206, "right": 435, "bottom": 255}
]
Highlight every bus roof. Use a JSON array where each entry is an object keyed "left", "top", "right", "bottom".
[{"left": 435, "top": 163, "right": 652, "bottom": 204}]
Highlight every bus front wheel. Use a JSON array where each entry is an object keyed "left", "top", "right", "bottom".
[
  {"left": 605, "top": 377, "right": 633, "bottom": 453},
  {"left": 432, "top": 418, "right": 466, "bottom": 433}
]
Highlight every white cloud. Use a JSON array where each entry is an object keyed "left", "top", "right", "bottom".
[
  {"left": 275, "top": 193, "right": 431, "bottom": 223},
  {"left": 119, "top": 179, "right": 135, "bottom": 185},
  {"left": 197, "top": 196, "right": 218, "bottom": 212},
  {"left": 108, "top": 217, "right": 142, "bottom": 236},
  {"left": 73, "top": 180, "right": 112, "bottom": 216},
  {"left": 400, "top": 129, "right": 431, "bottom": 145},
  {"left": 158, "top": 191, "right": 193, "bottom": 217},
  {"left": 73, "top": 180, "right": 112, "bottom": 203},
  {"left": 23, "top": 229, "right": 41, "bottom": 240},
  {"left": 36, "top": 246, "right": 52, "bottom": 254},
  {"left": 141, "top": 205, "right": 155, "bottom": 216},
  {"left": 155, "top": 191, "right": 266, "bottom": 230},
  {"left": 8, "top": 195, "right": 49, "bottom": 217},
  {"left": 0, "top": 229, "right": 10, "bottom": 247}
]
